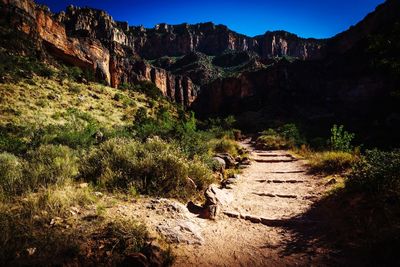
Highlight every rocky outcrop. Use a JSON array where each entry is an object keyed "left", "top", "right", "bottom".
[
  {"left": 57, "top": 6, "right": 131, "bottom": 47},
  {"left": 255, "top": 31, "right": 325, "bottom": 60},
  {"left": 109, "top": 48, "right": 197, "bottom": 105},
  {"left": 0, "top": 0, "right": 326, "bottom": 107}
]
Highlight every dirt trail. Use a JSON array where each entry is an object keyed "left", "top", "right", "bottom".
[
  {"left": 119, "top": 139, "right": 336, "bottom": 266},
  {"left": 169, "top": 139, "right": 334, "bottom": 266}
]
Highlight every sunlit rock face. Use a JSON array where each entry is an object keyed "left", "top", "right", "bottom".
[
  {"left": 0, "top": 0, "right": 197, "bottom": 105},
  {"left": 54, "top": 5, "right": 327, "bottom": 61}
]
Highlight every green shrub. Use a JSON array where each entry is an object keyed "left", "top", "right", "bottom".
[
  {"left": 59, "top": 65, "right": 83, "bottom": 81},
  {"left": 256, "top": 134, "right": 290, "bottom": 150},
  {"left": 213, "top": 137, "right": 240, "bottom": 156},
  {"left": 139, "top": 151, "right": 190, "bottom": 196},
  {"left": 188, "top": 161, "right": 215, "bottom": 191},
  {"left": 120, "top": 81, "right": 162, "bottom": 99},
  {"left": 25, "top": 144, "right": 78, "bottom": 188},
  {"left": 308, "top": 151, "right": 356, "bottom": 174},
  {"left": 30, "top": 110, "right": 99, "bottom": 149},
  {"left": 81, "top": 137, "right": 213, "bottom": 199},
  {"left": 80, "top": 138, "right": 139, "bottom": 187},
  {"left": 68, "top": 85, "right": 82, "bottom": 94},
  {"left": 256, "top": 124, "right": 304, "bottom": 150},
  {"left": 0, "top": 53, "right": 55, "bottom": 81},
  {"left": 0, "top": 133, "right": 27, "bottom": 154},
  {"left": 279, "top": 123, "right": 304, "bottom": 146},
  {"left": 104, "top": 217, "right": 149, "bottom": 254},
  {"left": 0, "top": 152, "right": 24, "bottom": 197},
  {"left": 347, "top": 149, "right": 400, "bottom": 196},
  {"left": 178, "top": 130, "right": 212, "bottom": 159},
  {"left": 204, "top": 116, "right": 237, "bottom": 139},
  {"left": 330, "top": 124, "right": 355, "bottom": 152}
]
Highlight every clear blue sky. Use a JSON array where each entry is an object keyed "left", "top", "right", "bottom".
[{"left": 36, "top": 0, "right": 385, "bottom": 38}]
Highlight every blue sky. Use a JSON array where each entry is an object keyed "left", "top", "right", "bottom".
[{"left": 36, "top": 0, "right": 385, "bottom": 38}]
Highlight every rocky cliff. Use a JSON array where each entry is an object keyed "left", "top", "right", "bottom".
[
  {"left": 0, "top": 0, "right": 326, "bottom": 102},
  {"left": 0, "top": 0, "right": 197, "bottom": 105},
  {"left": 126, "top": 23, "right": 325, "bottom": 60}
]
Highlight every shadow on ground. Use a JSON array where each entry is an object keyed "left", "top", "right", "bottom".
[{"left": 277, "top": 189, "right": 400, "bottom": 266}]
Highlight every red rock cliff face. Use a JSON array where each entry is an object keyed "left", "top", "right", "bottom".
[
  {"left": 109, "top": 44, "right": 197, "bottom": 106},
  {"left": 57, "top": 6, "right": 326, "bottom": 61},
  {"left": 1, "top": 0, "right": 197, "bottom": 105},
  {"left": 113, "top": 22, "right": 325, "bottom": 60},
  {"left": 36, "top": 8, "right": 92, "bottom": 69}
]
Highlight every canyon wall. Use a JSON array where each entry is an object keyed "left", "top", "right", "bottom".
[{"left": 0, "top": 0, "right": 197, "bottom": 105}]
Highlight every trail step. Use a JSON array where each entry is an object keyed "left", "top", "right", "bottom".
[
  {"left": 223, "top": 211, "right": 317, "bottom": 227},
  {"left": 256, "top": 179, "right": 304, "bottom": 184},
  {"left": 253, "top": 159, "right": 298, "bottom": 163},
  {"left": 266, "top": 170, "right": 305, "bottom": 174},
  {"left": 253, "top": 192, "right": 298, "bottom": 198},
  {"left": 256, "top": 153, "right": 293, "bottom": 157}
]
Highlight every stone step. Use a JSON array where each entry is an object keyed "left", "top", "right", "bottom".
[
  {"left": 256, "top": 179, "right": 305, "bottom": 184},
  {"left": 253, "top": 192, "right": 298, "bottom": 198},
  {"left": 223, "top": 211, "right": 317, "bottom": 227},
  {"left": 265, "top": 170, "right": 305, "bottom": 174},
  {"left": 255, "top": 153, "right": 293, "bottom": 158},
  {"left": 253, "top": 158, "right": 298, "bottom": 163}
]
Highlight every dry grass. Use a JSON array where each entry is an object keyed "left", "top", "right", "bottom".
[
  {"left": 211, "top": 136, "right": 241, "bottom": 156},
  {"left": 308, "top": 151, "right": 357, "bottom": 174},
  {"left": 0, "top": 182, "right": 171, "bottom": 266},
  {"left": 0, "top": 76, "right": 171, "bottom": 129}
]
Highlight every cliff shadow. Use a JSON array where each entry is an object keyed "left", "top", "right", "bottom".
[{"left": 277, "top": 188, "right": 400, "bottom": 266}]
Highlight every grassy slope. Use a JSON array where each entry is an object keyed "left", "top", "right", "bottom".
[{"left": 0, "top": 76, "right": 167, "bottom": 128}]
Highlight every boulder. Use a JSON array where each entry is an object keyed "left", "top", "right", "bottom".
[
  {"left": 215, "top": 153, "right": 236, "bottom": 168},
  {"left": 156, "top": 220, "right": 204, "bottom": 245},
  {"left": 203, "top": 184, "right": 233, "bottom": 219},
  {"left": 212, "top": 156, "right": 226, "bottom": 172}
]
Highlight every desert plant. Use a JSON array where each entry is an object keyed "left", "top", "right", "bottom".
[
  {"left": 256, "top": 132, "right": 290, "bottom": 150},
  {"left": 308, "top": 151, "right": 357, "bottom": 174},
  {"left": 104, "top": 217, "right": 149, "bottom": 254},
  {"left": 188, "top": 160, "right": 214, "bottom": 191},
  {"left": 80, "top": 137, "right": 213, "bottom": 199},
  {"left": 0, "top": 152, "right": 24, "bottom": 197},
  {"left": 347, "top": 149, "right": 400, "bottom": 196},
  {"left": 279, "top": 123, "right": 304, "bottom": 146},
  {"left": 25, "top": 144, "right": 79, "bottom": 188},
  {"left": 213, "top": 137, "right": 240, "bottom": 156},
  {"left": 330, "top": 124, "right": 355, "bottom": 152}
]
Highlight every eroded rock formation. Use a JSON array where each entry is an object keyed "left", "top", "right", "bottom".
[{"left": 0, "top": 0, "right": 197, "bottom": 105}]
